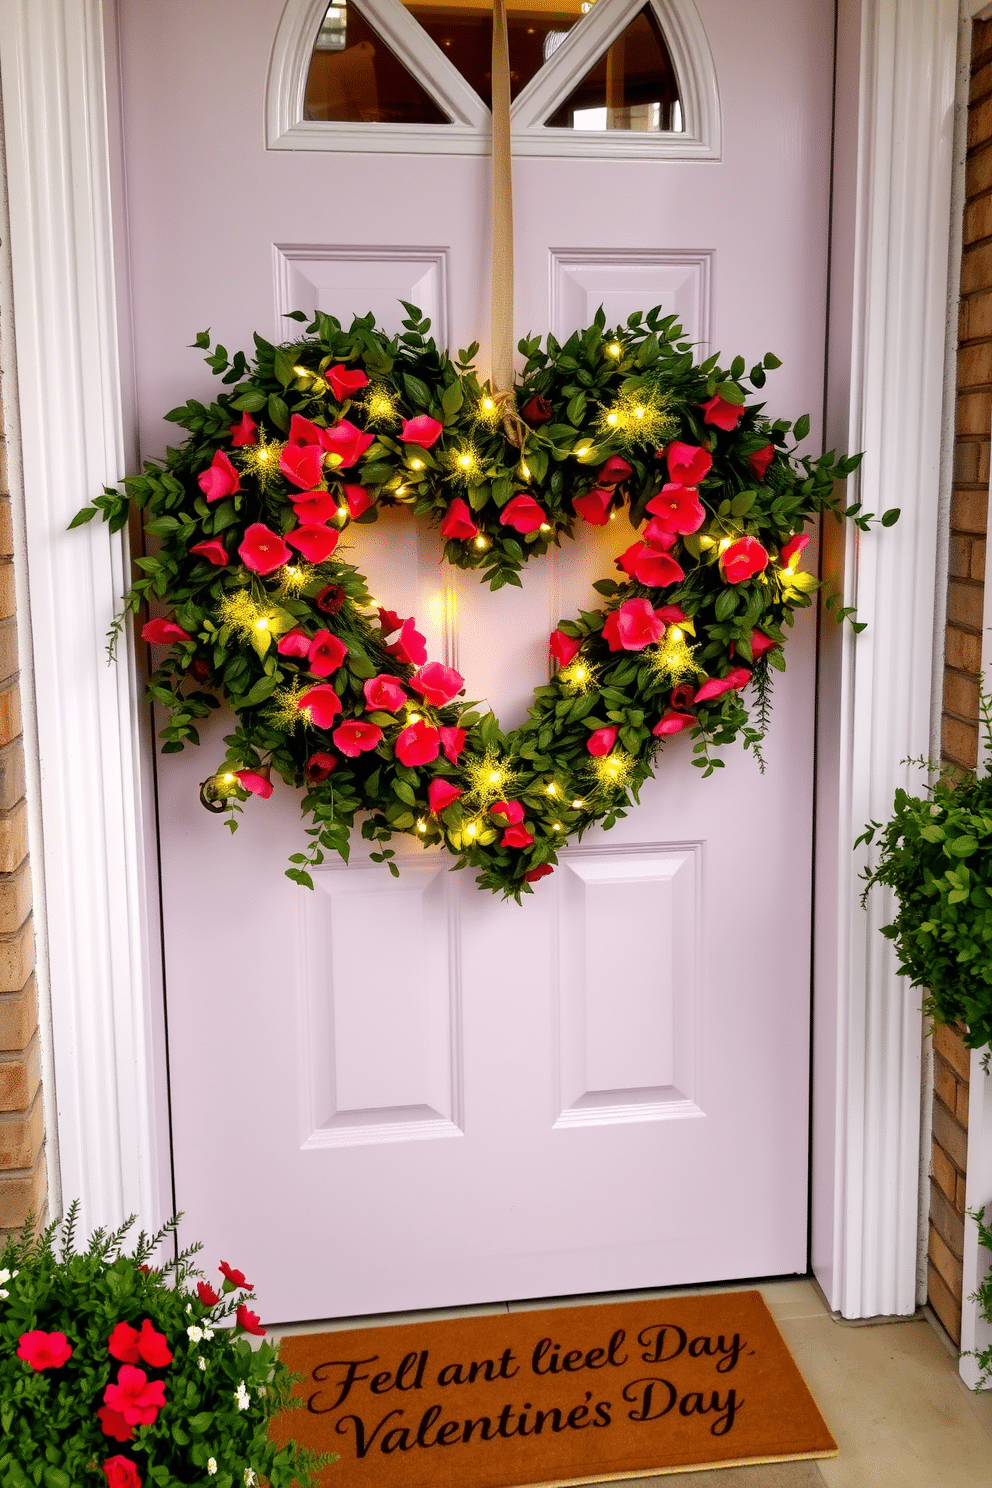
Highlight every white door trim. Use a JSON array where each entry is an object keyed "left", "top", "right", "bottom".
[{"left": 0, "top": 0, "right": 960, "bottom": 1317}]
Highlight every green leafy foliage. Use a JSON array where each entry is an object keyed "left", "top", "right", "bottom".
[
  {"left": 0, "top": 1204, "right": 333, "bottom": 1487},
  {"left": 859, "top": 695, "right": 992, "bottom": 1056},
  {"left": 967, "top": 1204, "right": 992, "bottom": 1387},
  {"left": 73, "top": 305, "right": 880, "bottom": 901}
]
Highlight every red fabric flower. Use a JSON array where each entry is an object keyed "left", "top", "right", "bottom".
[
  {"left": 97, "top": 1406, "right": 133, "bottom": 1442},
  {"left": 385, "top": 617, "right": 428, "bottom": 666},
  {"left": 196, "top": 1281, "right": 219, "bottom": 1306},
  {"left": 524, "top": 863, "right": 554, "bottom": 882},
  {"left": 103, "top": 1365, "right": 166, "bottom": 1427},
  {"left": 16, "top": 1330, "right": 72, "bottom": 1371},
  {"left": 653, "top": 711, "right": 695, "bottom": 736},
  {"left": 219, "top": 1261, "right": 252, "bottom": 1289},
  {"left": 297, "top": 685, "right": 342, "bottom": 731},
  {"left": 396, "top": 719, "right": 440, "bottom": 767},
  {"left": 549, "top": 628, "right": 581, "bottom": 666},
  {"left": 399, "top": 415, "right": 443, "bottom": 448},
  {"left": 701, "top": 392, "right": 745, "bottom": 430},
  {"left": 141, "top": 617, "right": 190, "bottom": 646},
  {"left": 287, "top": 523, "right": 340, "bottom": 564},
  {"left": 344, "top": 484, "right": 372, "bottom": 519},
  {"left": 136, "top": 1320, "right": 172, "bottom": 1368},
  {"left": 292, "top": 492, "right": 339, "bottom": 524},
  {"left": 439, "top": 726, "right": 465, "bottom": 764},
  {"left": 490, "top": 800, "right": 524, "bottom": 825},
  {"left": 189, "top": 659, "right": 212, "bottom": 683},
  {"left": 521, "top": 395, "right": 552, "bottom": 425},
  {"left": 750, "top": 629, "right": 779, "bottom": 658},
  {"left": 238, "top": 523, "right": 292, "bottom": 575},
  {"left": 320, "top": 419, "right": 374, "bottom": 468},
  {"left": 364, "top": 675, "right": 407, "bottom": 711},
  {"left": 658, "top": 605, "right": 688, "bottom": 624},
  {"left": 236, "top": 1305, "right": 266, "bottom": 1337},
  {"left": 670, "top": 683, "right": 696, "bottom": 709},
  {"left": 108, "top": 1321, "right": 141, "bottom": 1364},
  {"left": 572, "top": 487, "right": 613, "bottom": 525},
  {"left": 500, "top": 494, "right": 547, "bottom": 534},
  {"left": 308, "top": 630, "right": 348, "bottom": 677},
  {"left": 666, "top": 441, "right": 712, "bottom": 486},
  {"left": 235, "top": 767, "right": 272, "bottom": 799},
  {"left": 198, "top": 449, "right": 241, "bottom": 502},
  {"left": 747, "top": 444, "right": 775, "bottom": 480},
  {"left": 428, "top": 778, "right": 462, "bottom": 813},
  {"left": 597, "top": 456, "right": 632, "bottom": 486},
  {"left": 378, "top": 608, "right": 404, "bottom": 635},
  {"left": 781, "top": 531, "right": 810, "bottom": 568},
  {"left": 333, "top": 720, "right": 383, "bottom": 757},
  {"left": 502, "top": 826, "right": 534, "bottom": 848},
  {"left": 276, "top": 628, "right": 311, "bottom": 658},
  {"left": 188, "top": 539, "right": 228, "bottom": 566},
  {"left": 639, "top": 518, "right": 678, "bottom": 550},
  {"left": 616, "top": 541, "right": 685, "bottom": 588},
  {"left": 440, "top": 497, "right": 478, "bottom": 540},
  {"left": 602, "top": 598, "right": 666, "bottom": 651},
  {"left": 695, "top": 667, "right": 751, "bottom": 702},
  {"left": 586, "top": 727, "right": 618, "bottom": 756},
  {"left": 288, "top": 414, "right": 324, "bottom": 447},
  {"left": 410, "top": 662, "right": 464, "bottom": 706},
  {"left": 645, "top": 483, "right": 705, "bottom": 535},
  {"left": 317, "top": 584, "right": 346, "bottom": 615},
  {"left": 278, "top": 442, "right": 325, "bottom": 491},
  {"left": 102, "top": 1456, "right": 142, "bottom": 1488},
  {"left": 305, "top": 752, "right": 338, "bottom": 783},
  {"left": 721, "top": 536, "right": 768, "bottom": 583},
  {"left": 229, "top": 411, "right": 257, "bottom": 447},
  {"left": 325, "top": 364, "right": 369, "bottom": 402}
]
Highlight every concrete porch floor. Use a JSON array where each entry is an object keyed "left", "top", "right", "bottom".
[{"left": 274, "top": 1277, "right": 992, "bottom": 1486}]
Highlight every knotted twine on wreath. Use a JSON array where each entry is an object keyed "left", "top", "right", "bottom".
[{"left": 491, "top": 0, "right": 526, "bottom": 449}]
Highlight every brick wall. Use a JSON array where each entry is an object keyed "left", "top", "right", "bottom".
[
  {"left": 927, "top": 15, "right": 992, "bottom": 1345},
  {"left": 0, "top": 424, "right": 44, "bottom": 1240}
]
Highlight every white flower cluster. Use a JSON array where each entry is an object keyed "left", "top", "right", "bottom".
[
  {"left": 186, "top": 1323, "right": 215, "bottom": 1344},
  {"left": 0, "top": 1267, "right": 18, "bottom": 1300},
  {"left": 207, "top": 1458, "right": 217, "bottom": 1476},
  {"left": 234, "top": 1380, "right": 251, "bottom": 1412},
  {"left": 244, "top": 1472, "right": 257, "bottom": 1487}
]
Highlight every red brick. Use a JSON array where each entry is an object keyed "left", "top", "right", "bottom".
[
  {"left": 955, "top": 389, "right": 992, "bottom": 433},
  {"left": 931, "top": 1142, "right": 959, "bottom": 1205},
  {"left": 960, "top": 240, "right": 992, "bottom": 296},
  {"left": 932, "top": 1092, "right": 969, "bottom": 1170},
  {"left": 0, "top": 1149, "right": 46, "bottom": 1232},
  {"left": 945, "top": 625, "right": 983, "bottom": 673},
  {"left": 966, "top": 142, "right": 992, "bottom": 201},
  {"left": 0, "top": 1089, "right": 43, "bottom": 1169},
  {"left": 934, "top": 1022, "right": 971, "bottom": 1081},
  {"left": 970, "top": 55, "right": 992, "bottom": 105},
  {"left": 942, "top": 714, "right": 979, "bottom": 767},
  {"left": 954, "top": 440, "right": 982, "bottom": 484},
  {"left": 948, "top": 534, "right": 974, "bottom": 579},
  {"left": 968, "top": 92, "right": 992, "bottom": 151},
  {"left": 928, "top": 1260, "right": 962, "bottom": 1343},
  {"left": 951, "top": 487, "right": 990, "bottom": 533},
  {"left": 0, "top": 1029, "right": 39, "bottom": 1113},
  {"left": 958, "top": 339, "right": 992, "bottom": 384},
  {"left": 934, "top": 1054, "right": 958, "bottom": 1112},
  {"left": 930, "top": 1222, "right": 964, "bottom": 1296},
  {"left": 0, "top": 975, "right": 37, "bottom": 1053},
  {"left": 943, "top": 669, "right": 980, "bottom": 719}
]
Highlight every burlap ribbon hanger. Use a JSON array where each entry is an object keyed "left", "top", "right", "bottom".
[{"left": 490, "top": 0, "right": 526, "bottom": 448}]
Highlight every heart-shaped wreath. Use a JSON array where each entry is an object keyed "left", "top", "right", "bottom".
[{"left": 75, "top": 304, "right": 889, "bottom": 899}]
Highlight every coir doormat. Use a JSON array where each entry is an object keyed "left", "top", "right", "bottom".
[{"left": 271, "top": 1290, "right": 837, "bottom": 1486}]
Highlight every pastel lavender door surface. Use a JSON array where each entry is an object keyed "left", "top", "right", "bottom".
[{"left": 117, "top": 0, "right": 833, "bottom": 1320}]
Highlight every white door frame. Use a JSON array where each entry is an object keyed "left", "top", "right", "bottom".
[{"left": 0, "top": 0, "right": 961, "bottom": 1319}]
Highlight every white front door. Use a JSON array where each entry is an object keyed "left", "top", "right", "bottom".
[{"left": 116, "top": 0, "right": 834, "bottom": 1322}]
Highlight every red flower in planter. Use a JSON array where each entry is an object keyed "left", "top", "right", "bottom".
[
  {"left": 136, "top": 1319, "right": 172, "bottom": 1368},
  {"left": 325, "top": 364, "right": 369, "bottom": 402},
  {"left": 291, "top": 492, "right": 339, "bottom": 524},
  {"left": 428, "top": 779, "right": 462, "bottom": 813},
  {"left": 320, "top": 419, "right": 374, "bottom": 468},
  {"left": 666, "top": 440, "right": 712, "bottom": 486},
  {"left": 500, "top": 494, "right": 547, "bottom": 534},
  {"left": 305, "top": 752, "right": 338, "bottom": 783},
  {"left": 597, "top": 456, "right": 632, "bottom": 486},
  {"left": 521, "top": 395, "right": 552, "bottom": 425},
  {"left": 440, "top": 498, "right": 478, "bottom": 541},
  {"left": 276, "top": 628, "right": 311, "bottom": 658},
  {"left": 219, "top": 1261, "right": 252, "bottom": 1289},
  {"left": 196, "top": 1281, "right": 219, "bottom": 1306},
  {"left": 602, "top": 598, "right": 666, "bottom": 652},
  {"left": 279, "top": 442, "right": 325, "bottom": 491},
  {"left": 297, "top": 685, "right": 342, "bottom": 731},
  {"left": 747, "top": 443, "right": 775, "bottom": 480},
  {"left": 236, "top": 1305, "right": 266, "bottom": 1337},
  {"left": 188, "top": 539, "right": 228, "bottom": 566},
  {"left": 502, "top": 826, "right": 534, "bottom": 848},
  {"left": 102, "top": 1457, "right": 142, "bottom": 1488},
  {"left": 701, "top": 392, "right": 745, "bottom": 430},
  {"left": 104, "top": 1365, "right": 166, "bottom": 1426},
  {"left": 490, "top": 800, "right": 524, "bottom": 826},
  {"left": 400, "top": 415, "right": 443, "bottom": 448},
  {"left": 308, "top": 630, "right": 348, "bottom": 677},
  {"left": 364, "top": 675, "right": 407, "bottom": 712},
  {"left": 229, "top": 411, "right": 257, "bottom": 447},
  {"left": 141, "top": 617, "right": 190, "bottom": 646},
  {"left": 524, "top": 863, "right": 554, "bottom": 882},
  {"left": 198, "top": 449, "right": 241, "bottom": 502},
  {"left": 287, "top": 523, "right": 340, "bottom": 564},
  {"left": 238, "top": 523, "right": 292, "bottom": 576},
  {"left": 332, "top": 720, "right": 383, "bottom": 757},
  {"left": 235, "top": 767, "right": 273, "bottom": 799},
  {"left": 549, "top": 628, "right": 581, "bottom": 666},
  {"left": 586, "top": 727, "right": 618, "bottom": 756},
  {"left": 750, "top": 629, "right": 779, "bottom": 658},
  {"left": 572, "top": 487, "right": 613, "bottom": 525},
  {"left": 645, "top": 483, "right": 705, "bottom": 535},
  {"left": 396, "top": 719, "right": 440, "bottom": 767},
  {"left": 16, "top": 1330, "right": 72, "bottom": 1371},
  {"left": 652, "top": 711, "right": 695, "bottom": 736},
  {"left": 721, "top": 536, "right": 768, "bottom": 584},
  {"left": 344, "top": 484, "right": 372, "bottom": 519},
  {"left": 439, "top": 726, "right": 465, "bottom": 764},
  {"left": 411, "top": 662, "right": 464, "bottom": 707},
  {"left": 385, "top": 617, "right": 427, "bottom": 667},
  {"left": 108, "top": 1321, "right": 141, "bottom": 1364},
  {"left": 96, "top": 1405, "right": 133, "bottom": 1442}
]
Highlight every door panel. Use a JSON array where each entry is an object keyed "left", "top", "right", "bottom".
[{"left": 118, "top": 0, "right": 833, "bottom": 1321}]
